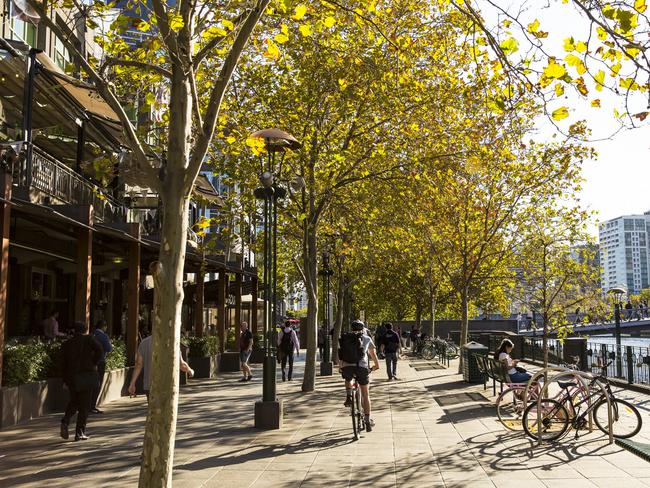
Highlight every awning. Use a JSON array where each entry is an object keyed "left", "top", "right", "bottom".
[
  {"left": 0, "top": 41, "right": 126, "bottom": 162},
  {"left": 192, "top": 174, "right": 223, "bottom": 204},
  {"left": 10, "top": 0, "right": 40, "bottom": 24}
]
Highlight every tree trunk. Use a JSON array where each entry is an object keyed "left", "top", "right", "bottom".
[
  {"left": 139, "top": 67, "right": 192, "bottom": 488},
  {"left": 429, "top": 291, "right": 436, "bottom": 338},
  {"left": 543, "top": 312, "right": 549, "bottom": 370},
  {"left": 459, "top": 285, "right": 469, "bottom": 373},
  {"left": 301, "top": 223, "right": 318, "bottom": 392},
  {"left": 415, "top": 302, "right": 422, "bottom": 330},
  {"left": 331, "top": 272, "right": 345, "bottom": 361}
]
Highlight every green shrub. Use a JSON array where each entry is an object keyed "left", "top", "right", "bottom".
[
  {"left": 105, "top": 338, "right": 126, "bottom": 371},
  {"left": 2, "top": 342, "right": 50, "bottom": 387},
  {"left": 2, "top": 336, "right": 127, "bottom": 387},
  {"left": 187, "top": 336, "right": 219, "bottom": 357}
]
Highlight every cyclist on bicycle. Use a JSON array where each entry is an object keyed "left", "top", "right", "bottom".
[{"left": 339, "top": 320, "right": 380, "bottom": 431}]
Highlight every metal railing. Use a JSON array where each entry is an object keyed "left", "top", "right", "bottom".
[
  {"left": 586, "top": 342, "right": 650, "bottom": 386},
  {"left": 22, "top": 147, "right": 126, "bottom": 223},
  {"left": 473, "top": 332, "right": 650, "bottom": 388},
  {"left": 129, "top": 207, "right": 202, "bottom": 244}
]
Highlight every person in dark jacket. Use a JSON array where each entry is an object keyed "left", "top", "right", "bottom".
[
  {"left": 60, "top": 321, "right": 102, "bottom": 441},
  {"left": 90, "top": 320, "right": 113, "bottom": 414}
]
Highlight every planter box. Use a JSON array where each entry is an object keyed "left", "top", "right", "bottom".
[
  {"left": 250, "top": 349, "right": 264, "bottom": 364},
  {"left": 0, "top": 367, "right": 133, "bottom": 430},
  {"left": 188, "top": 355, "right": 218, "bottom": 379},
  {"left": 219, "top": 351, "right": 241, "bottom": 372}
]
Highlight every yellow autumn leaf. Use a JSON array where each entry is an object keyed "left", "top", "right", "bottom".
[
  {"left": 594, "top": 70, "right": 605, "bottom": 91},
  {"left": 563, "top": 37, "right": 575, "bottom": 52},
  {"left": 635, "top": 0, "right": 647, "bottom": 13},
  {"left": 263, "top": 39, "right": 280, "bottom": 60},
  {"left": 597, "top": 26, "right": 607, "bottom": 41},
  {"left": 543, "top": 59, "right": 567, "bottom": 80},
  {"left": 275, "top": 33, "right": 289, "bottom": 44},
  {"left": 135, "top": 20, "right": 150, "bottom": 32},
  {"left": 169, "top": 14, "right": 184, "bottom": 32},
  {"left": 591, "top": 99, "right": 601, "bottom": 107},
  {"left": 527, "top": 19, "right": 540, "bottom": 33},
  {"left": 576, "top": 41, "right": 587, "bottom": 53},
  {"left": 565, "top": 54, "right": 586, "bottom": 75},
  {"left": 554, "top": 83, "right": 564, "bottom": 96},
  {"left": 222, "top": 19, "right": 234, "bottom": 30},
  {"left": 499, "top": 37, "right": 519, "bottom": 54},
  {"left": 552, "top": 107, "right": 569, "bottom": 120},
  {"left": 324, "top": 16, "right": 336, "bottom": 28},
  {"left": 281, "top": 24, "right": 289, "bottom": 35},
  {"left": 299, "top": 23, "right": 312, "bottom": 37},
  {"left": 226, "top": 136, "right": 236, "bottom": 144},
  {"left": 338, "top": 78, "right": 348, "bottom": 90},
  {"left": 293, "top": 5, "right": 307, "bottom": 20}
]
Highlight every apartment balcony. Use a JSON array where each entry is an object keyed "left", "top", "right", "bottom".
[{"left": 15, "top": 146, "right": 127, "bottom": 223}]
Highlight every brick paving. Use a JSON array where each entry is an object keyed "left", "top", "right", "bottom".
[{"left": 0, "top": 354, "right": 649, "bottom": 487}]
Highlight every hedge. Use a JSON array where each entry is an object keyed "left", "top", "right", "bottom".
[
  {"left": 186, "top": 336, "right": 219, "bottom": 357},
  {"left": 2, "top": 337, "right": 127, "bottom": 387}
]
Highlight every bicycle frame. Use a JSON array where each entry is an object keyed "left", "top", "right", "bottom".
[{"left": 526, "top": 367, "right": 615, "bottom": 445}]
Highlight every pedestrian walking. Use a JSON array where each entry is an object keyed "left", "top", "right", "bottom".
[
  {"left": 127, "top": 335, "right": 194, "bottom": 401},
  {"left": 60, "top": 322, "right": 103, "bottom": 441},
  {"left": 90, "top": 321, "right": 113, "bottom": 414},
  {"left": 278, "top": 321, "right": 300, "bottom": 381},
  {"left": 239, "top": 321, "right": 253, "bottom": 382},
  {"left": 625, "top": 300, "right": 633, "bottom": 321},
  {"left": 380, "top": 322, "right": 402, "bottom": 380}
]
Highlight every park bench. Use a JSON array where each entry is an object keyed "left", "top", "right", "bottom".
[{"left": 473, "top": 354, "right": 510, "bottom": 396}]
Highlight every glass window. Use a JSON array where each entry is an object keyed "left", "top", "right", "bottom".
[
  {"left": 625, "top": 219, "right": 634, "bottom": 231},
  {"left": 625, "top": 232, "right": 632, "bottom": 246},
  {"left": 54, "top": 36, "right": 71, "bottom": 71},
  {"left": 9, "top": 17, "right": 37, "bottom": 46}
]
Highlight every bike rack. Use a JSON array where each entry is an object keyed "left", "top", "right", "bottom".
[{"left": 523, "top": 367, "right": 614, "bottom": 446}]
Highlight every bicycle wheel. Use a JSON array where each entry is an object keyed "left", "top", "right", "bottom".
[
  {"left": 523, "top": 399, "right": 570, "bottom": 442},
  {"left": 355, "top": 388, "right": 364, "bottom": 435},
  {"left": 446, "top": 345, "right": 459, "bottom": 360},
  {"left": 351, "top": 388, "right": 358, "bottom": 440},
  {"left": 496, "top": 388, "right": 526, "bottom": 431},
  {"left": 593, "top": 398, "right": 642, "bottom": 439},
  {"left": 421, "top": 345, "right": 434, "bottom": 360}
]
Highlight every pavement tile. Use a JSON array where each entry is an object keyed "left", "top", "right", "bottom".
[{"left": 0, "top": 355, "right": 649, "bottom": 488}]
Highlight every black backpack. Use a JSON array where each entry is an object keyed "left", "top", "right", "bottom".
[
  {"left": 384, "top": 331, "right": 399, "bottom": 353},
  {"left": 338, "top": 332, "right": 364, "bottom": 364},
  {"left": 279, "top": 330, "right": 293, "bottom": 354}
]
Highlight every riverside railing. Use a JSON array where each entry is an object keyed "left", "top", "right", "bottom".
[{"left": 470, "top": 332, "right": 650, "bottom": 388}]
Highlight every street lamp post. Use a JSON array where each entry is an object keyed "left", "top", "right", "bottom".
[
  {"left": 607, "top": 286, "right": 626, "bottom": 378},
  {"left": 251, "top": 128, "right": 301, "bottom": 430},
  {"left": 319, "top": 251, "right": 334, "bottom": 376}
]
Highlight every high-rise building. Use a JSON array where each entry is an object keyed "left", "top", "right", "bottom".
[{"left": 599, "top": 214, "right": 650, "bottom": 294}]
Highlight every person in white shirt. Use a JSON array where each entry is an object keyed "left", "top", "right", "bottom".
[{"left": 495, "top": 339, "right": 531, "bottom": 384}]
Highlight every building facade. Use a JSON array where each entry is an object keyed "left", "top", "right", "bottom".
[
  {"left": 0, "top": 0, "right": 259, "bottom": 385},
  {"left": 599, "top": 214, "right": 650, "bottom": 294}
]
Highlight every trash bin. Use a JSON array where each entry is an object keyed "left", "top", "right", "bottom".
[
  {"left": 563, "top": 337, "right": 587, "bottom": 371},
  {"left": 462, "top": 341, "right": 489, "bottom": 383}
]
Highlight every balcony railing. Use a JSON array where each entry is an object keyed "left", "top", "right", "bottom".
[
  {"left": 130, "top": 207, "right": 202, "bottom": 244},
  {"left": 21, "top": 146, "right": 127, "bottom": 223}
]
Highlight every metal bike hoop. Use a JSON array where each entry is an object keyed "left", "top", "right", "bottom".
[{"left": 524, "top": 367, "right": 614, "bottom": 446}]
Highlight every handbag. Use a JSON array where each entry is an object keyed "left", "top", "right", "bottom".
[{"left": 515, "top": 366, "right": 527, "bottom": 373}]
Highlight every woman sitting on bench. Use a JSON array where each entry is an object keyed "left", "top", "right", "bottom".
[{"left": 495, "top": 339, "right": 531, "bottom": 384}]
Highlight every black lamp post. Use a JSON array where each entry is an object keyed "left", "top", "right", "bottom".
[
  {"left": 607, "top": 286, "right": 626, "bottom": 378},
  {"left": 251, "top": 128, "right": 301, "bottom": 429},
  {"left": 319, "top": 251, "right": 334, "bottom": 376}
]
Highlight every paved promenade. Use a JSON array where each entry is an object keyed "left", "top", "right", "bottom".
[{"left": 0, "top": 354, "right": 649, "bottom": 487}]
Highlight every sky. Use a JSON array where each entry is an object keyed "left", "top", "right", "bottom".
[{"left": 478, "top": 1, "right": 650, "bottom": 235}]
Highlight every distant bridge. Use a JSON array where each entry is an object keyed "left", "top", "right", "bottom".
[{"left": 519, "top": 319, "right": 650, "bottom": 338}]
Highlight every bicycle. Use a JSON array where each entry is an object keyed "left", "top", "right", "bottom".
[
  {"left": 348, "top": 369, "right": 374, "bottom": 441},
  {"left": 522, "top": 369, "right": 642, "bottom": 442}
]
